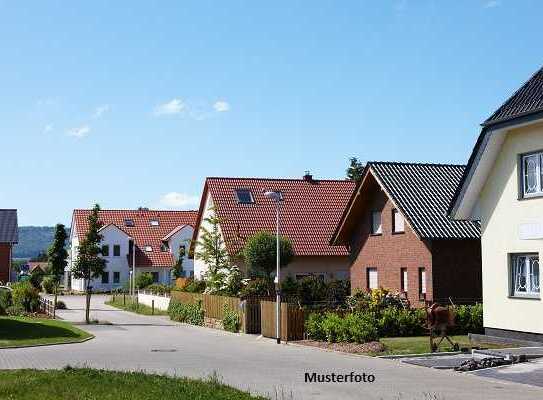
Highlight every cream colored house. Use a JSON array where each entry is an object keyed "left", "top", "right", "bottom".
[{"left": 451, "top": 67, "right": 543, "bottom": 342}]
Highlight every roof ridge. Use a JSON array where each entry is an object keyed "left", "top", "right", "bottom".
[
  {"left": 368, "top": 161, "right": 466, "bottom": 168},
  {"left": 205, "top": 176, "right": 353, "bottom": 182},
  {"left": 483, "top": 65, "right": 543, "bottom": 126},
  {"left": 73, "top": 209, "right": 198, "bottom": 212}
]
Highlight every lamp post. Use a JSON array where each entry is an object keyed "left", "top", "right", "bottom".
[{"left": 264, "top": 190, "right": 282, "bottom": 344}]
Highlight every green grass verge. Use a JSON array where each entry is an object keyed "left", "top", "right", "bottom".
[
  {"left": 0, "top": 368, "right": 266, "bottom": 400},
  {"left": 105, "top": 296, "right": 168, "bottom": 316},
  {"left": 0, "top": 316, "right": 92, "bottom": 348},
  {"left": 377, "top": 335, "right": 512, "bottom": 356}
]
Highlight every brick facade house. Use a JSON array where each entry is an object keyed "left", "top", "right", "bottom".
[
  {"left": 331, "top": 162, "right": 482, "bottom": 306},
  {"left": 0, "top": 209, "right": 18, "bottom": 283}
]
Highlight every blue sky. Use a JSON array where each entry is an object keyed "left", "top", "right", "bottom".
[{"left": 1, "top": 1, "right": 542, "bottom": 225}]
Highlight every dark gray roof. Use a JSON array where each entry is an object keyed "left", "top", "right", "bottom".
[
  {"left": 369, "top": 162, "right": 480, "bottom": 240},
  {"left": 484, "top": 67, "right": 543, "bottom": 126},
  {"left": 0, "top": 209, "right": 18, "bottom": 243}
]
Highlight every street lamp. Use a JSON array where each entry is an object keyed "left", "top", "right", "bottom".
[{"left": 264, "top": 190, "right": 282, "bottom": 344}]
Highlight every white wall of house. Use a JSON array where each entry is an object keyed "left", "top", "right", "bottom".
[
  {"left": 167, "top": 225, "right": 194, "bottom": 277},
  {"left": 479, "top": 122, "right": 543, "bottom": 335},
  {"left": 71, "top": 224, "right": 131, "bottom": 292}
]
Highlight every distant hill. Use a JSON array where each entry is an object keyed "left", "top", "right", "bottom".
[{"left": 13, "top": 226, "right": 70, "bottom": 259}]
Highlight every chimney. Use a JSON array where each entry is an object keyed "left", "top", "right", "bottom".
[
  {"left": 303, "top": 171, "right": 314, "bottom": 183},
  {"left": 138, "top": 207, "right": 149, "bottom": 211}
]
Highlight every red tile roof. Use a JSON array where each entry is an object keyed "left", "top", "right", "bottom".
[
  {"left": 192, "top": 177, "right": 356, "bottom": 257},
  {"left": 73, "top": 209, "right": 198, "bottom": 268}
]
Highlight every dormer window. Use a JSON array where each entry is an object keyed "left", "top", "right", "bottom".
[
  {"left": 150, "top": 219, "right": 159, "bottom": 226},
  {"left": 160, "top": 243, "right": 169, "bottom": 252},
  {"left": 144, "top": 245, "right": 153, "bottom": 252},
  {"left": 235, "top": 189, "right": 254, "bottom": 204},
  {"left": 124, "top": 219, "right": 135, "bottom": 227}
]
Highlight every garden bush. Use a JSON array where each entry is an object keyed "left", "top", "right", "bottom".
[
  {"left": 306, "top": 311, "right": 379, "bottom": 343},
  {"left": 41, "top": 276, "right": 56, "bottom": 294},
  {"left": 377, "top": 307, "right": 425, "bottom": 337},
  {"left": 279, "top": 276, "right": 350, "bottom": 308},
  {"left": 145, "top": 283, "right": 171, "bottom": 296},
  {"left": 239, "top": 278, "right": 274, "bottom": 297},
  {"left": 11, "top": 281, "right": 40, "bottom": 312},
  {"left": 167, "top": 298, "right": 204, "bottom": 325},
  {"left": 135, "top": 273, "right": 154, "bottom": 289},
  {"left": 454, "top": 304, "right": 483, "bottom": 334},
  {"left": 182, "top": 278, "right": 207, "bottom": 293},
  {"left": 222, "top": 304, "right": 240, "bottom": 333},
  {"left": 0, "top": 288, "right": 12, "bottom": 314}
]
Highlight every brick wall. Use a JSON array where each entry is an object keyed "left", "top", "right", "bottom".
[
  {"left": 431, "top": 239, "right": 482, "bottom": 303},
  {"left": 0, "top": 243, "right": 11, "bottom": 283},
  {"left": 348, "top": 177, "right": 433, "bottom": 306}
]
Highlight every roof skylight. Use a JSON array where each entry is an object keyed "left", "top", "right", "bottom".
[
  {"left": 150, "top": 219, "right": 159, "bottom": 226},
  {"left": 235, "top": 189, "right": 254, "bottom": 204},
  {"left": 124, "top": 219, "right": 135, "bottom": 227}
]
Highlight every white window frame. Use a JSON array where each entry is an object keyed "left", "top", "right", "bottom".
[
  {"left": 150, "top": 219, "right": 159, "bottom": 226},
  {"left": 367, "top": 267, "right": 378, "bottom": 290},
  {"left": 144, "top": 245, "right": 153, "bottom": 252},
  {"left": 521, "top": 152, "right": 543, "bottom": 198},
  {"left": 401, "top": 268, "right": 408, "bottom": 292},
  {"left": 392, "top": 209, "right": 405, "bottom": 233},
  {"left": 419, "top": 267, "right": 426, "bottom": 295},
  {"left": 371, "top": 211, "right": 382, "bottom": 235},
  {"left": 510, "top": 254, "right": 540, "bottom": 298}
]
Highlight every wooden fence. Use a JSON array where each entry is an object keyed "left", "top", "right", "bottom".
[
  {"left": 260, "top": 301, "right": 306, "bottom": 342},
  {"left": 170, "top": 291, "right": 262, "bottom": 334}
]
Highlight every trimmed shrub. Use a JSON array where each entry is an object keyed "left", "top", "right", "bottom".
[
  {"left": 222, "top": 304, "right": 240, "bottom": 333},
  {"left": 41, "top": 276, "right": 56, "bottom": 294},
  {"left": 145, "top": 283, "right": 171, "bottom": 296},
  {"left": 307, "top": 311, "right": 379, "bottom": 343},
  {"left": 305, "top": 313, "right": 326, "bottom": 341},
  {"left": 11, "top": 281, "right": 40, "bottom": 312},
  {"left": 167, "top": 299, "right": 204, "bottom": 325},
  {"left": 454, "top": 304, "right": 483, "bottom": 334},
  {"left": 183, "top": 278, "right": 207, "bottom": 294},
  {"left": 377, "top": 307, "right": 426, "bottom": 337},
  {"left": 0, "top": 288, "right": 12, "bottom": 315},
  {"left": 135, "top": 273, "right": 154, "bottom": 289},
  {"left": 239, "top": 278, "right": 274, "bottom": 298}
]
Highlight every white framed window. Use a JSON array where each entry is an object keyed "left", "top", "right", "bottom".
[
  {"left": 393, "top": 209, "right": 404, "bottom": 233},
  {"left": 511, "top": 254, "right": 540, "bottom": 297},
  {"left": 150, "top": 219, "right": 159, "bottom": 226},
  {"left": 371, "top": 211, "right": 382, "bottom": 234},
  {"left": 367, "top": 267, "right": 378, "bottom": 290},
  {"left": 144, "top": 245, "right": 153, "bottom": 252},
  {"left": 419, "top": 267, "right": 426, "bottom": 295},
  {"left": 401, "top": 268, "right": 408, "bottom": 292},
  {"left": 522, "top": 152, "right": 543, "bottom": 197}
]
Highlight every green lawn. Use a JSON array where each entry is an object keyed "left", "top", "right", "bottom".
[
  {"left": 0, "top": 316, "right": 92, "bottom": 348},
  {"left": 106, "top": 296, "right": 168, "bottom": 316},
  {"left": 378, "top": 335, "right": 511, "bottom": 356},
  {"left": 0, "top": 368, "right": 266, "bottom": 400}
]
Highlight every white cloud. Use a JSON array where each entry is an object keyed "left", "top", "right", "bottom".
[
  {"left": 213, "top": 100, "right": 230, "bottom": 112},
  {"left": 159, "top": 192, "right": 199, "bottom": 208},
  {"left": 153, "top": 98, "right": 185, "bottom": 116},
  {"left": 43, "top": 124, "right": 53, "bottom": 133},
  {"left": 483, "top": 0, "right": 500, "bottom": 8},
  {"left": 67, "top": 125, "right": 91, "bottom": 139},
  {"left": 93, "top": 104, "right": 110, "bottom": 119}
]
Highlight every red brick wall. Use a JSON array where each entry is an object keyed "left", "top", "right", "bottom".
[
  {"left": 431, "top": 239, "right": 482, "bottom": 303},
  {"left": 348, "top": 177, "right": 433, "bottom": 306},
  {"left": 0, "top": 243, "right": 11, "bottom": 283}
]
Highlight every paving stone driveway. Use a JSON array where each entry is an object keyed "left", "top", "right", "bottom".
[{"left": 0, "top": 295, "right": 541, "bottom": 400}]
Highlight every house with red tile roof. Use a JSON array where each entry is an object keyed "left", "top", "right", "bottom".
[
  {"left": 191, "top": 174, "right": 356, "bottom": 281},
  {"left": 69, "top": 208, "right": 198, "bottom": 291}
]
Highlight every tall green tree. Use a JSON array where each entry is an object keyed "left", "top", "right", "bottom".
[
  {"left": 71, "top": 204, "right": 107, "bottom": 323},
  {"left": 346, "top": 157, "right": 365, "bottom": 181},
  {"left": 47, "top": 224, "right": 68, "bottom": 317},
  {"left": 243, "top": 231, "right": 294, "bottom": 279},
  {"left": 172, "top": 242, "right": 187, "bottom": 279}
]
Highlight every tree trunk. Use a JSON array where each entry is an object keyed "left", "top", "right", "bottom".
[
  {"left": 53, "top": 283, "right": 58, "bottom": 319},
  {"left": 85, "top": 280, "right": 92, "bottom": 324}
]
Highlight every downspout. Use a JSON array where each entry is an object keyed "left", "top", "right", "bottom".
[{"left": 8, "top": 244, "right": 12, "bottom": 283}]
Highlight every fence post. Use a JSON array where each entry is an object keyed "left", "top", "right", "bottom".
[
  {"left": 152, "top": 299, "right": 155, "bottom": 315},
  {"left": 123, "top": 293, "right": 126, "bottom": 306}
]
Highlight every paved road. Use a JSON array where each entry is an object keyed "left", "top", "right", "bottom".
[{"left": 1, "top": 295, "right": 541, "bottom": 400}]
